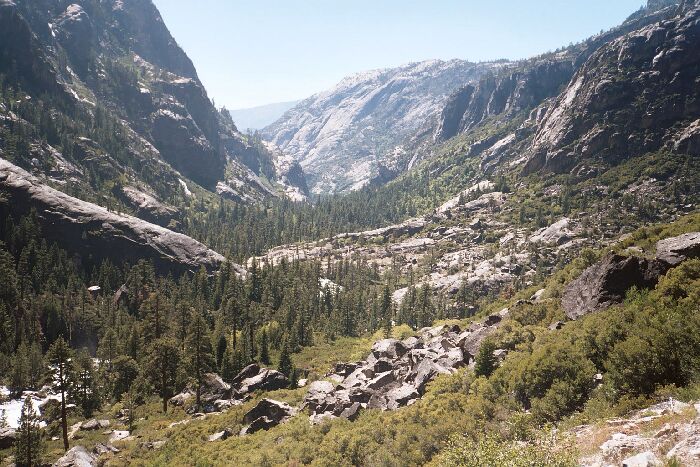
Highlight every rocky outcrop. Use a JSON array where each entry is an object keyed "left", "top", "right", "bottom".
[
  {"left": 262, "top": 60, "right": 501, "bottom": 194},
  {"left": 562, "top": 254, "right": 669, "bottom": 320},
  {"left": 170, "top": 365, "right": 289, "bottom": 413},
  {"left": 0, "top": 159, "right": 227, "bottom": 275},
  {"left": 563, "top": 232, "right": 700, "bottom": 319},
  {"left": 231, "top": 364, "right": 289, "bottom": 396},
  {"left": 109, "top": 0, "right": 198, "bottom": 80},
  {"left": 579, "top": 399, "right": 700, "bottom": 467},
  {"left": 240, "top": 399, "right": 298, "bottom": 435},
  {"left": 304, "top": 318, "right": 503, "bottom": 423},
  {"left": 529, "top": 218, "right": 575, "bottom": 245},
  {"left": 79, "top": 419, "right": 110, "bottom": 431},
  {"left": 169, "top": 373, "right": 233, "bottom": 412},
  {"left": 656, "top": 232, "right": 700, "bottom": 265},
  {"left": 207, "top": 428, "right": 234, "bottom": 442},
  {"left": 4, "top": 0, "right": 307, "bottom": 201}
]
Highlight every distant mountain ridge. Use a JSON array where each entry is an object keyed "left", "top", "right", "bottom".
[{"left": 228, "top": 101, "right": 300, "bottom": 132}]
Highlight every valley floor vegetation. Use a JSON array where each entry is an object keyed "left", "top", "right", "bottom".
[{"left": 1, "top": 211, "right": 699, "bottom": 466}]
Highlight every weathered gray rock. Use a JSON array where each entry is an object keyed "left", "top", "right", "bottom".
[
  {"left": 385, "top": 384, "right": 420, "bottom": 409},
  {"left": 549, "top": 321, "right": 565, "bottom": 331},
  {"left": 367, "top": 371, "right": 395, "bottom": 390},
  {"left": 524, "top": 5, "right": 700, "bottom": 174},
  {"left": 304, "top": 312, "right": 503, "bottom": 422},
  {"left": 93, "top": 443, "right": 119, "bottom": 455},
  {"left": 237, "top": 368, "right": 289, "bottom": 396},
  {"left": 263, "top": 60, "right": 499, "bottom": 194},
  {"left": 207, "top": 428, "right": 234, "bottom": 442},
  {"left": 656, "top": 232, "right": 700, "bottom": 266},
  {"left": 622, "top": 451, "right": 662, "bottom": 467},
  {"left": 243, "top": 399, "right": 297, "bottom": 425},
  {"left": 53, "top": 445, "right": 98, "bottom": 467},
  {"left": 332, "top": 362, "right": 358, "bottom": 378},
  {"left": 0, "top": 159, "right": 228, "bottom": 275},
  {"left": 141, "top": 440, "right": 166, "bottom": 450},
  {"left": 115, "top": 185, "right": 178, "bottom": 227},
  {"left": 338, "top": 402, "right": 362, "bottom": 421},
  {"left": 303, "top": 380, "right": 335, "bottom": 412},
  {"left": 80, "top": 419, "right": 110, "bottom": 431},
  {"left": 371, "top": 339, "right": 408, "bottom": 360},
  {"left": 198, "top": 373, "right": 232, "bottom": 405}
]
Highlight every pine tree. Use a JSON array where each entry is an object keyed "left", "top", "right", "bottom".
[
  {"left": 0, "top": 302, "right": 14, "bottom": 355},
  {"left": 47, "top": 337, "right": 73, "bottom": 452},
  {"left": 97, "top": 328, "right": 118, "bottom": 372},
  {"left": 380, "top": 285, "right": 392, "bottom": 338},
  {"left": 15, "top": 396, "right": 43, "bottom": 467},
  {"left": 259, "top": 328, "right": 271, "bottom": 365},
  {"left": 145, "top": 337, "right": 181, "bottom": 413},
  {"left": 26, "top": 343, "right": 43, "bottom": 390},
  {"left": 122, "top": 388, "right": 137, "bottom": 433},
  {"left": 186, "top": 309, "right": 214, "bottom": 413},
  {"left": 10, "top": 344, "right": 28, "bottom": 397},
  {"left": 220, "top": 346, "right": 238, "bottom": 383},
  {"left": 474, "top": 339, "right": 498, "bottom": 378},
  {"left": 140, "top": 292, "right": 165, "bottom": 342},
  {"left": 215, "top": 333, "right": 227, "bottom": 370},
  {"left": 277, "top": 337, "right": 293, "bottom": 381},
  {"left": 73, "top": 350, "right": 100, "bottom": 418}
]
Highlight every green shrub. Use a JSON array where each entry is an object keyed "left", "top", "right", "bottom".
[{"left": 436, "top": 432, "right": 577, "bottom": 467}]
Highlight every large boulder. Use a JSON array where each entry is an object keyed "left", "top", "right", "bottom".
[
  {"left": 563, "top": 232, "right": 700, "bottom": 319},
  {"left": 385, "top": 384, "right": 420, "bottom": 410},
  {"left": 562, "top": 254, "right": 669, "bottom": 320},
  {"left": 0, "top": 427, "right": 17, "bottom": 449},
  {"left": 240, "top": 399, "right": 297, "bottom": 435},
  {"left": 170, "top": 373, "right": 232, "bottom": 412},
  {"left": 302, "top": 380, "right": 335, "bottom": 412},
  {"left": 53, "top": 445, "right": 98, "bottom": 467},
  {"left": 230, "top": 364, "right": 264, "bottom": 386},
  {"left": 198, "top": 373, "right": 233, "bottom": 407}
]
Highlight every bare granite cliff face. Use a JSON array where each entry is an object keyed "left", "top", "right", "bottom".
[
  {"left": 0, "top": 158, "right": 228, "bottom": 275},
  {"left": 262, "top": 60, "right": 504, "bottom": 194}
]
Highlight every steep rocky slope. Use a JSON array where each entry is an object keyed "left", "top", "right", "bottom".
[
  {"left": 0, "top": 0, "right": 308, "bottom": 209},
  {"left": 525, "top": 0, "right": 700, "bottom": 174},
  {"left": 435, "top": 1, "right": 682, "bottom": 144},
  {"left": 262, "top": 60, "right": 505, "bottom": 194}
]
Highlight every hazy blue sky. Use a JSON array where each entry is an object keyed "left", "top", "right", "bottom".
[{"left": 152, "top": 0, "right": 645, "bottom": 109}]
